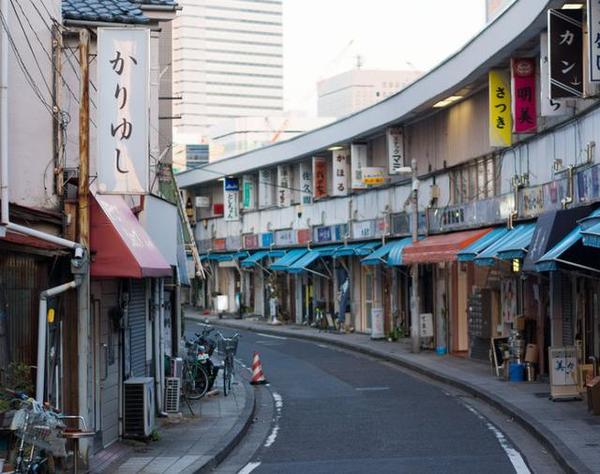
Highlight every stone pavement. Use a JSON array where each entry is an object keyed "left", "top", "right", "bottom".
[
  {"left": 185, "top": 308, "right": 600, "bottom": 474},
  {"left": 90, "top": 366, "right": 254, "bottom": 474}
]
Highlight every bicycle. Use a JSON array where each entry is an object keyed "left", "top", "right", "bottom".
[
  {"left": 216, "top": 332, "right": 240, "bottom": 396},
  {"left": 181, "top": 341, "right": 211, "bottom": 400}
]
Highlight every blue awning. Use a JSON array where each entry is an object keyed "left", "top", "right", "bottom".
[
  {"left": 332, "top": 241, "right": 381, "bottom": 257},
  {"left": 287, "top": 246, "right": 338, "bottom": 274},
  {"left": 204, "top": 251, "right": 248, "bottom": 262},
  {"left": 240, "top": 249, "right": 286, "bottom": 268},
  {"left": 581, "top": 216, "right": 600, "bottom": 248},
  {"left": 474, "top": 224, "right": 536, "bottom": 266},
  {"left": 361, "top": 239, "right": 409, "bottom": 266},
  {"left": 457, "top": 227, "right": 509, "bottom": 262},
  {"left": 356, "top": 241, "right": 381, "bottom": 256},
  {"left": 270, "top": 249, "right": 307, "bottom": 271},
  {"left": 387, "top": 238, "right": 415, "bottom": 266}
]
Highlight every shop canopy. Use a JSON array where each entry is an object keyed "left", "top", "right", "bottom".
[
  {"left": 457, "top": 227, "right": 509, "bottom": 262},
  {"left": 240, "top": 249, "right": 286, "bottom": 268},
  {"left": 270, "top": 248, "right": 307, "bottom": 271},
  {"left": 474, "top": 223, "right": 536, "bottom": 266},
  {"left": 332, "top": 241, "right": 381, "bottom": 257},
  {"left": 361, "top": 240, "right": 400, "bottom": 265},
  {"left": 287, "top": 245, "right": 338, "bottom": 275},
  {"left": 204, "top": 251, "right": 248, "bottom": 262},
  {"left": 402, "top": 228, "right": 492, "bottom": 264},
  {"left": 536, "top": 208, "right": 600, "bottom": 272},
  {"left": 581, "top": 213, "right": 600, "bottom": 249},
  {"left": 90, "top": 194, "right": 171, "bottom": 278},
  {"left": 387, "top": 238, "right": 417, "bottom": 266}
]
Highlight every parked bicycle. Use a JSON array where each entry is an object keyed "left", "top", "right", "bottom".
[
  {"left": 216, "top": 332, "right": 240, "bottom": 396},
  {"left": 181, "top": 339, "right": 212, "bottom": 400}
]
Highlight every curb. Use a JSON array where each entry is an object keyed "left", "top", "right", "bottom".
[
  {"left": 184, "top": 363, "right": 257, "bottom": 474},
  {"left": 207, "top": 317, "right": 591, "bottom": 474}
]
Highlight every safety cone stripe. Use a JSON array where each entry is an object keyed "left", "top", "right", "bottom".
[{"left": 250, "top": 352, "right": 268, "bottom": 385}]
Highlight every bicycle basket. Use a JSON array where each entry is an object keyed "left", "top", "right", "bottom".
[
  {"left": 217, "top": 337, "right": 239, "bottom": 357},
  {"left": 14, "top": 408, "right": 66, "bottom": 456}
]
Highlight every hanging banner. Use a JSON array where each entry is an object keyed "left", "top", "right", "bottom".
[
  {"left": 387, "top": 128, "right": 405, "bottom": 175},
  {"left": 589, "top": 2, "right": 600, "bottom": 82},
  {"left": 277, "top": 165, "right": 291, "bottom": 207},
  {"left": 223, "top": 178, "right": 239, "bottom": 221},
  {"left": 299, "top": 161, "right": 313, "bottom": 205},
  {"left": 350, "top": 143, "right": 368, "bottom": 189},
  {"left": 312, "top": 157, "right": 328, "bottom": 199},
  {"left": 242, "top": 175, "right": 255, "bottom": 209},
  {"left": 549, "top": 9, "right": 583, "bottom": 98},
  {"left": 540, "top": 32, "right": 568, "bottom": 116},
  {"left": 489, "top": 70, "right": 512, "bottom": 147},
  {"left": 511, "top": 58, "right": 537, "bottom": 134},
  {"left": 332, "top": 148, "right": 349, "bottom": 196},
  {"left": 258, "top": 168, "right": 275, "bottom": 208},
  {"left": 97, "top": 28, "right": 150, "bottom": 194}
]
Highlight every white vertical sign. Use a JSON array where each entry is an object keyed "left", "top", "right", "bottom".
[
  {"left": 350, "top": 143, "right": 368, "bottom": 189},
  {"left": 97, "top": 28, "right": 150, "bottom": 194},
  {"left": 223, "top": 178, "right": 240, "bottom": 221},
  {"left": 332, "top": 148, "right": 349, "bottom": 196},
  {"left": 299, "top": 161, "right": 312, "bottom": 205},
  {"left": 277, "top": 165, "right": 291, "bottom": 207},
  {"left": 589, "top": 1, "right": 600, "bottom": 82},
  {"left": 387, "top": 128, "right": 405, "bottom": 174},
  {"left": 259, "top": 168, "right": 275, "bottom": 208},
  {"left": 540, "top": 32, "right": 567, "bottom": 116}
]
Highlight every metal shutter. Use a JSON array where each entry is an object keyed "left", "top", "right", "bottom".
[
  {"left": 561, "top": 273, "right": 574, "bottom": 346},
  {"left": 129, "top": 280, "right": 147, "bottom": 377}
]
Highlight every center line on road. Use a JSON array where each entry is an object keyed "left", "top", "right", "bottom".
[
  {"left": 355, "top": 386, "right": 390, "bottom": 391},
  {"left": 238, "top": 461, "right": 261, "bottom": 474},
  {"left": 257, "top": 332, "right": 288, "bottom": 340}
]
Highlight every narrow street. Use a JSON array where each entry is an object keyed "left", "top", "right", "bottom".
[{"left": 203, "top": 325, "right": 550, "bottom": 474}]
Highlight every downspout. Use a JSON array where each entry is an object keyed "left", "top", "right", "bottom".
[
  {"left": 159, "top": 278, "right": 166, "bottom": 414},
  {"left": 0, "top": 0, "right": 8, "bottom": 226},
  {"left": 153, "top": 279, "right": 167, "bottom": 416}
]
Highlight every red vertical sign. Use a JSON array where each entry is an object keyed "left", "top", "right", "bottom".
[
  {"left": 511, "top": 58, "right": 537, "bottom": 134},
  {"left": 312, "top": 157, "right": 328, "bottom": 199}
]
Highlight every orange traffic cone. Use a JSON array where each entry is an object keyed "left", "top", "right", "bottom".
[{"left": 250, "top": 352, "right": 268, "bottom": 385}]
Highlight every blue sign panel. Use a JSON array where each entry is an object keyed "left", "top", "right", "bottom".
[{"left": 261, "top": 232, "right": 273, "bottom": 247}]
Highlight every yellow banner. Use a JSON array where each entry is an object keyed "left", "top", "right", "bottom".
[{"left": 489, "top": 70, "right": 512, "bottom": 147}]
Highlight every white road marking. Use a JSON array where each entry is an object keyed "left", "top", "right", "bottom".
[
  {"left": 463, "top": 404, "right": 531, "bottom": 474},
  {"left": 317, "top": 344, "right": 329, "bottom": 348},
  {"left": 257, "top": 332, "right": 288, "bottom": 340},
  {"left": 355, "top": 386, "right": 390, "bottom": 391},
  {"left": 264, "top": 392, "right": 283, "bottom": 448},
  {"left": 238, "top": 461, "right": 262, "bottom": 474}
]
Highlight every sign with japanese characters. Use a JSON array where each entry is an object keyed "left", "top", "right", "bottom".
[
  {"left": 511, "top": 58, "right": 537, "bottom": 134},
  {"left": 387, "top": 128, "right": 405, "bottom": 174},
  {"left": 261, "top": 232, "right": 273, "bottom": 247},
  {"left": 242, "top": 175, "right": 255, "bottom": 209},
  {"left": 97, "top": 28, "right": 149, "bottom": 194},
  {"left": 299, "top": 161, "right": 312, "bottom": 205},
  {"left": 277, "top": 165, "right": 291, "bottom": 207},
  {"left": 312, "top": 157, "right": 328, "bottom": 199},
  {"left": 350, "top": 143, "right": 368, "bottom": 189},
  {"left": 243, "top": 234, "right": 259, "bottom": 249},
  {"left": 332, "top": 149, "right": 349, "bottom": 196},
  {"left": 540, "top": 32, "right": 568, "bottom": 116},
  {"left": 589, "top": 2, "right": 600, "bottom": 82},
  {"left": 223, "top": 178, "right": 240, "bottom": 221},
  {"left": 488, "top": 70, "right": 512, "bottom": 146},
  {"left": 274, "top": 229, "right": 296, "bottom": 246},
  {"left": 549, "top": 9, "right": 583, "bottom": 98},
  {"left": 361, "top": 167, "right": 386, "bottom": 186},
  {"left": 258, "top": 169, "right": 275, "bottom": 208}
]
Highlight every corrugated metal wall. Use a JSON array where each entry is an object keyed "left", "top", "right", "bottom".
[{"left": 128, "top": 279, "right": 147, "bottom": 377}]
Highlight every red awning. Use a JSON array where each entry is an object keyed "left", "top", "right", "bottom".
[
  {"left": 91, "top": 194, "right": 171, "bottom": 278},
  {"left": 402, "top": 228, "right": 492, "bottom": 264}
]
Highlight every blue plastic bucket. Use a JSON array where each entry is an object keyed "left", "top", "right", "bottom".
[{"left": 509, "top": 362, "right": 525, "bottom": 382}]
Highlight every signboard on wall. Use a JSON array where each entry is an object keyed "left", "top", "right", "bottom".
[
  {"left": 242, "top": 175, "right": 256, "bottom": 209},
  {"left": 387, "top": 128, "right": 405, "bottom": 174},
  {"left": 332, "top": 149, "right": 349, "bottom": 196},
  {"left": 259, "top": 169, "right": 275, "bottom": 208},
  {"left": 351, "top": 143, "right": 368, "bottom": 189},
  {"left": 261, "top": 232, "right": 273, "bottom": 247},
  {"left": 97, "top": 28, "right": 150, "bottom": 194},
  {"left": 297, "top": 228, "right": 311, "bottom": 244},
  {"left": 277, "top": 165, "right": 291, "bottom": 207},
  {"left": 549, "top": 9, "right": 583, "bottom": 98},
  {"left": 540, "top": 32, "right": 568, "bottom": 116},
  {"left": 223, "top": 178, "right": 240, "bottom": 221},
  {"left": 243, "top": 234, "right": 259, "bottom": 249},
  {"left": 488, "top": 70, "right": 512, "bottom": 146},
  {"left": 195, "top": 196, "right": 210, "bottom": 208},
  {"left": 275, "top": 229, "right": 296, "bottom": 246},
  {"left": 213, "top": 238, "right": 226, "bottom": 251},
  {"left": 511, "top": 58, "right": 537, "bottom": 133},
  {"left": 312, "top": 157, "right": 328, "bottom": 199},
  {"left": 299, "top": 162, "right": 313, "bottom": 205},
  {"left": 589, "top": 1, "right": 600, "bottom": 82}
]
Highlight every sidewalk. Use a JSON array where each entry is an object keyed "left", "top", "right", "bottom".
[
  {"left": 186, "top": 309, "right": 600, "bottom": 474},
  {"left": 90, "top": 368, "right": 255, "bottom": 474}
]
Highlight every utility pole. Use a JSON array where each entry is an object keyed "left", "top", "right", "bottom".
[
  {"left": 77, "top": 28, "right": 91, "bottom": 464},
  {"left": 410, "top": 158, "right": 420, "bottom": 353}
]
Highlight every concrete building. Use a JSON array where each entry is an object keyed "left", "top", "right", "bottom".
[
  {"left": 317, "top": 69, "right": 423, "bottom": 118},
  {"left": 172, "top": 0, "right": 284, "bottom": 145},
  {"left": 178, "top": 0, "right": 600, "bottom": 395},
  {"left": 174, "top": 143, "right": 210, "bottom": 171},
  {"left": 486, "top": 0, "right": 515, "bottom": 22},
  {"left": 208, "top": 115, "right": 335, "bottom": 161}
]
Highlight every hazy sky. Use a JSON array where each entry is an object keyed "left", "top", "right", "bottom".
[{"left": 283, "top": 0, "right": 487, "bottom": 115}]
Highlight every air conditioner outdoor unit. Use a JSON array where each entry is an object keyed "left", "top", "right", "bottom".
[
  {"left": 165, "top": 377, "right": 181, "bottom": 414},
  {"left": 124, "top": 377, "right": 155, "bottom": 438},
  {"left": 170, "top": 357, "right": 183, "bottom": 378}
]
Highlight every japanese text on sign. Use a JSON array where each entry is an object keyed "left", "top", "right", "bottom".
[
  {"left": 488, "top": 70, "right": 512, "bottom": 146},
  {"left": 387, "top": 128, "right": 405, "bottom": 174},
  {"left": 313, "top": 157, "right": 328, "bottom": 199},
  {"left": 332, "top": 149, "right": 349, "bottom": 196},
  {"left": 277, "top": 165, "right": 291, "bottom": 207},
  {"left": 549, "top": 9, "right": 583, "bottom": 98},
  {"left": 223, "top": 178, "right": 240, "bottom": 221},
  {"left": 299, "top": 161, "right": 313, "bottom": 205},
  {"left": 511, "top": 58, "right": 537, "bottom": 134}
]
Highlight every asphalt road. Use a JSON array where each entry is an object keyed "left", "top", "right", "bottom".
[{"left": 207, "top": 327, "right": 531, "bottom": 474}]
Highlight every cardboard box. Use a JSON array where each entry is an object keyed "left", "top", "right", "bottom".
[{"left": 524, "top": 343, "right": 537, "bottom": 363}]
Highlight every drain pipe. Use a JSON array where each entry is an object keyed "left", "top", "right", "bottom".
[
  {"left": 159, "top": 279, "right": 166, "bottom": 411},
  {"left": 153, "top": 279, "right": 167, "bottom": 416}
]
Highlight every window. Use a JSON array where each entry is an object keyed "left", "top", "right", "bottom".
[{"left": 452, "top": 156, "right": 497, "bottom": 204}]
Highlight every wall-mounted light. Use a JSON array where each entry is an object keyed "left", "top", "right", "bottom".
[
  {"left": 562, "top": 3, "right": 584, "bottom": 9},
  {"left": 327, "top": 145, "right": 344, "bottom": 151},
  {"left": 433, "top": 95, "right": 463, "bottom": 108},
  {"left": 512, "top": 258, "right": 521, "bottom": 273}
]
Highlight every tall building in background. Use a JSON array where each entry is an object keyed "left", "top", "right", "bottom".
[
  {"left": 172, "top": 0, "right": 284, "bottom": 158},
  {"left": 317, "top": 69, "right": 422, "bottom": 118}
]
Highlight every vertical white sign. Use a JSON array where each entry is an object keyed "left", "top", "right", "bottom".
[
  {"left": 223, "top": 178, "right": 240, "bottom": 221},
  {"left": 332, "top": 148, "right": 349, "bottom": 196},
  {"left": 540, "top": 32, "right": 568, "bottom": 116},
  {"left": 350, "top": 143, "right": 368, "bottom": 189},
  {"left": 387, "top": 128, "right": 405, "bottom": 174},
  {"left": 259, "top": 168, "right": 275, "bottom": 208},
  {"left": 589, "top": 1, "right": 600, "bottom": 82},
  {"left": 277, "top": 165, "right": 291, "bottom": 207},
  {"left": 97, "top": 28, "right": 150, "bottom": 194},
  {"left": 299, "top": 161, "right": 312, "bottom": 205}
]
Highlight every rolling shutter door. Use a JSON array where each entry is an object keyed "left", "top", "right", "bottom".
[{"left": 129, "top": 280, "right": 147, "bottom": 377}]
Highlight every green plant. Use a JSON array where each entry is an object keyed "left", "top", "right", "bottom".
[
  {"left": 150, "top": 429, "right": 160, "bottom": 442},
  {"left": 4, "top": 363, "right": 34, "bottom": 395}
]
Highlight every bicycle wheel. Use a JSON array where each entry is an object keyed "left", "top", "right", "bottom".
[
  {"left": 222, "top": 358, "right": 230, "bottom": 396},
  {"left": 182, "top": 363, "right": 209, "bottom": 400}
]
